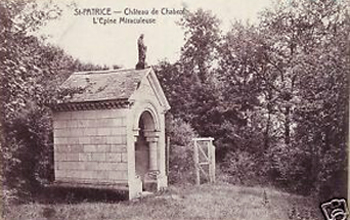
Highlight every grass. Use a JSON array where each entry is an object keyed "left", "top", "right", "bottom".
[{"left": 3, "top": 182, "right": 322, "bottom": 220}]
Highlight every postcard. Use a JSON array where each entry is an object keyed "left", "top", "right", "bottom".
[{"left": 1, "top": 0, "right": 348, "bottom": 219}]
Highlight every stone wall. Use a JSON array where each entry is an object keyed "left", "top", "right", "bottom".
[{"left": 53, "top": 109, "right": 128, "bottom": 184}]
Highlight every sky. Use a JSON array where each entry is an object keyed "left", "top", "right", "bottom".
[{"left": 39, "top": 0, "right": 273, "bottom": 69}]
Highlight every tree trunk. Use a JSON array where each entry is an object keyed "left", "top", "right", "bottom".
[{"left": 284, "top": 105, "right": 290, "bottom": 146}]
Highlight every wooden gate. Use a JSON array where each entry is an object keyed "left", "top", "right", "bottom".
[{"left": 193, "top": 137, "right": 215, "bottom": 185}]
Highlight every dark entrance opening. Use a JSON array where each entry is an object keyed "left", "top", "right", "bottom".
[{"left": 135, "top": 111, "right": 157, "bottom": 191}]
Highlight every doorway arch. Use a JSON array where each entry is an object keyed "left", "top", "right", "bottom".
[{"left": 134, "top": 109, "right": 160, "bottom": 190}]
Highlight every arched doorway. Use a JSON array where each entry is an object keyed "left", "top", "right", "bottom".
[{"left": 134, "top": 111, "right": 159, "bottom": 190}]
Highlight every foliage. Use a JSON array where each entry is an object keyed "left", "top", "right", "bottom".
[
  {"left": 158, "top": 1, "right": 348, "bottom": 199},
  {"left": 165, "top": 115, "right": 198, "bottom": 184},
  {"left": 178, "top": 9, "right": 221, "bottom": 82},
  {"left": 157, "top": 11, "right": 241, "bottom": 160},
  {"left": 221, "top": 150, "right": 266, "bottom": 186},
  {"left": 73, "top": 61, "right": 110, "bottom": 71},
  {"left": 256, "top": 0, "right": 349, "bottom": 198},
  {"left": 1, "top": 0, "right": 66, "bottom": 202},
  {"left": 0, "top": 0, "right": 110, "bottom": 203}
]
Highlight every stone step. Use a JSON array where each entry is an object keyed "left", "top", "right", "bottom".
[
  {"left": 143, "top": 182, "right": 157, "bottom": 192},
  {"left": 140, "top": 191, "right": 153, "bottom": 197}
]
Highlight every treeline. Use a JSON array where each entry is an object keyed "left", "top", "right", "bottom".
[
  {"left": 0, "top": 0, "right": 114, "bottom": 203},
  {"left": 156, "top": 0, "right": 349, "bottom": 200}
]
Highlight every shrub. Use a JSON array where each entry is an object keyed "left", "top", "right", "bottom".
[
  {"left": 166, "top": 115, "right": 198, "bottom": 184},
  {"left": 221, "top": 150, "right": 267, "bottom": 186}
]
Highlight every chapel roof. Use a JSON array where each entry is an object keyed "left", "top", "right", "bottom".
[{"left": 60, "top": 68, "right": 151, "bottom": 103}]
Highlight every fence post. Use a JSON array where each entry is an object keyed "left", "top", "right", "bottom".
[
  {"left": 208, "top": 140, "right": 213, "bottom": 183},
  {"left": 211, "top": 140, "right": 216, "bottom": 183},
  {"left": 193, "top": 139, "right": 200, "bottom": 185}
]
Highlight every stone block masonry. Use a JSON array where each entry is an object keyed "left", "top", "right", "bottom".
[{"left": 53, "top": 109, "right": 129, "bottom": 183}]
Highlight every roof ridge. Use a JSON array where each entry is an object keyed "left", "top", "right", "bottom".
[{"left": 73, "top": 67, "right": 152, "bottom": 75}]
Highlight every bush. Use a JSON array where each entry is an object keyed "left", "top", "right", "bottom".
[
  {"left": 166, "top": 115, "right": 198, "bottom": 184},
  {"left": 2, "top": 103, "right": 54, "bottom": 203},
  {"left": 221, "top": 150, "right": 267, "bottom": 186}
]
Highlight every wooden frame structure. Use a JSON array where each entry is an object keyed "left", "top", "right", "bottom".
[{"left": 193, "top": 137, "right": 216, "bottom": 185}]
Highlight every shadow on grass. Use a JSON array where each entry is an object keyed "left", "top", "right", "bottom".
[{"left": 34, "top": 186, "right": 128, "bottom": 204}]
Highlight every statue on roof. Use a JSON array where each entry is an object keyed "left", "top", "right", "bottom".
[{"left": 136, "top": 34, "right": 147, "bottom": 70}]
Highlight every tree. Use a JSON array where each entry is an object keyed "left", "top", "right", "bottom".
[
  {"left": 0, "top": 0, "right": 105, "bottom": 202},
  {"left": 177, "top": 9, "right": 229, "bottom": 144},
  {"left": 201, "top": 0, "right": 349, "bottom": 197},
  {"left": 217, "top": 22, "right": 267, "bottom": 153},
  {"left": 257, "top": 0, "right": 349, "bottom": 197},
  {"left": 157, "top": 9, "right": 226, "bottom": 149},
  {"left": 178, "top": 9, "right": 221, "bottom": 83}
]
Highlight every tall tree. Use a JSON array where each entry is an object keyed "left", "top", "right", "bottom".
[
  {"left": 217, "top": 22, "right": 267, "bottom": 154},
  {"left": 0, "top": 0, "right": 104, "bottom": 202},
  {"left": 179, "top": 9, "right": 221, "bottom": 83},
  {"left": 257, "top": 0, "right": 349, "bottom": 197}
]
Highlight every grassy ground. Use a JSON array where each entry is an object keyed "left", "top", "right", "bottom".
[{"left": 3, "top": 182, "right": 322, "bottom": 220}]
